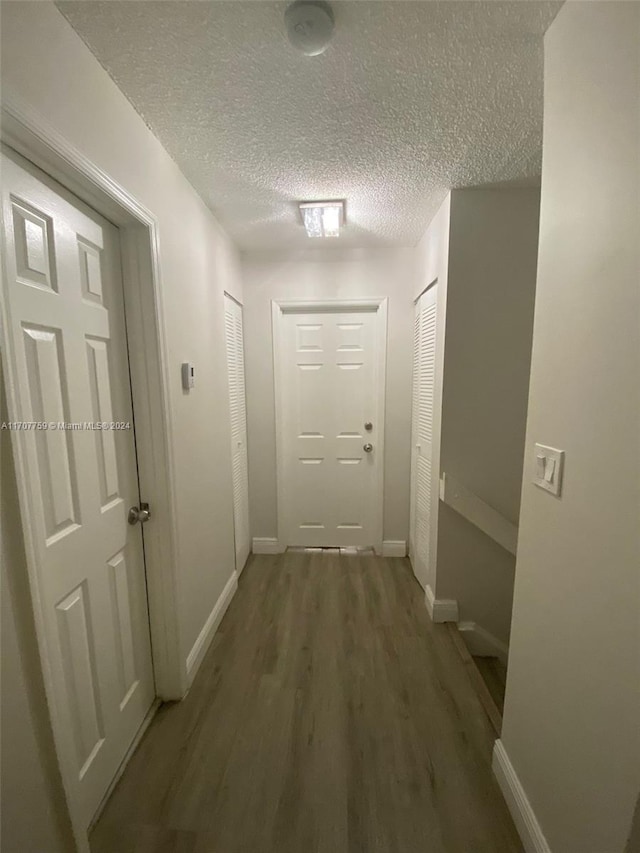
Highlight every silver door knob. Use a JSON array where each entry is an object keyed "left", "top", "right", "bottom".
[
  {"left": 363, "top": 443, "right": 373, "bottom": 453},
  {"left": 364, "top": 422, "right": 373, "bottom": 431},
  {"left": 128, "top": 502, "right": 150, "bottom": 525}
]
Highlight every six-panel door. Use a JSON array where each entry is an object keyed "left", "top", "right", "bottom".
[
  {"left": 1, "top": 152, "right": 155, "bottom": 829},
  {"left": 278, "top": 309, "right": 381, "bottom": 548}
]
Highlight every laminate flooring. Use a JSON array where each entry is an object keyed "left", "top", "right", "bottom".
[
  {"left": 473, "top": 656, "right": 508, "bottom": 717},
  {"left": 90, "top": 552, "right": 522, "bottom": 853}
]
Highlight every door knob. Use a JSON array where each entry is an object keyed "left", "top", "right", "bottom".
[
  {"left": 363, "top": 443, "right": 373, "bottom": 453},
  {"left": 364, "top": 422, "right": 373, "bottom": 431},
  {"left": 128, "top": 502, "right": 151, "bottom": 525}
]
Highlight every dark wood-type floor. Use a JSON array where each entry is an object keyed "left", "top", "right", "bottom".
[
  {"left": 473, "top": 656, "right": 508, "bottom": 717},
  {"left": 91, "top": 553, "right": 522, "bottom": 853}
]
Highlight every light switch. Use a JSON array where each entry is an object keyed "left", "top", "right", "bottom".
[
  {"left": 544, "top": 458, "right": 556, "bottom": 483},
  {"left": 533, "top": 444, "right": 564, "bottom": 496}
]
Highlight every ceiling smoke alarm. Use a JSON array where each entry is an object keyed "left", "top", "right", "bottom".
[{"left": 285, "top": 0, "right": 335, "bottom": 56}]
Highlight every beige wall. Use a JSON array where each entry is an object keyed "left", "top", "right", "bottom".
[
  {"left": 241, "top": 247, "right": 416, "bottom": 544},
  {"left": 1, "top": 0, "right": 242, "bottom": 678},
  {"left": 501, "top": 3, "right": 640, "bottom": 851},
  {"left": 436, "top": 188, "right": 540, "bottom": 644}
]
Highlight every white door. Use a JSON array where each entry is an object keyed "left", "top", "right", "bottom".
[
  {"left": 0, "top": 151, "right": 155, "bottom": 830},
  {"left": 224, "top": 293, "right": 250, "bottom": 572},
  {"left": 276, "top": 307, "right": 385, "bottom": 549},
  {"left": 409, "top": 284, "right": 437, "bottom": 589}
]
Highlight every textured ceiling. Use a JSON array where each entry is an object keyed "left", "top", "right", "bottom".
[{"left": 56, "top": 1, "right": 562, "bottom": 250}]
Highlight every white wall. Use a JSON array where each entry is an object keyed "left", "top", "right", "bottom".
[
  {"left": 500, "top": 3, "right": 640, "bottom": 852},
  {"left": 436, "top": 188, "right": 540, "bottom": 644},
  {"left": 1, "top": 0, "right": 242, "bottom": 676},
  {"left": 1, "top": 4, "right": 243, "bottom": 847},
  {"left": 414, "top": 193, "right": 451, "bottom": 301},
  {"left": 241, "top": 247, "right": 416, "bottom": 544}
]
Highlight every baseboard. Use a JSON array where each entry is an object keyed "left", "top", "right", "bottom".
[
  {"left": 381, "top": 540, "right": 407, "bottom": 558},
  {"left": 252, "top": 539, "right": 407, "bottom": 557},
  {"left": 457, "top": 621, "right": 509, "bottom": 665},
  {"left": 425, "top": 584, "right": 459, "bottom": 622},
  {"left": 492, "top": 740, "right": 551, "bottom": 853},
  {"left": 186, "top": 571, "right": 238, "bottom": 685},
  {"left": 252, "top": 537, "right": 284, "bottom": 555}
]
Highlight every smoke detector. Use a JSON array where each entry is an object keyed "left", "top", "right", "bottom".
[{"left": 285, "top": 1, "right": 335, "bottom": 56}]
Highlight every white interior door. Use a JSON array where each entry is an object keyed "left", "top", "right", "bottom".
[
  {"left": 276, "top": 306, "right": 385, "bottom": 550},
  {"left": 224, "top": 293, "right": 250, "bottom": 572},
  {"left": 409, "top": 284, "right": 437, "bottom": 589},
  {"left": 0, "top": 151, "right": 155, "bottom": 831}
]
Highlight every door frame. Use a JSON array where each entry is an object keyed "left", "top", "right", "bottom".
[
  {"left": 271, "top": 298, "right": 388, "bottom": 555},
  {"left": 1, "top": 97, "right": 185, "bottom": 848}
]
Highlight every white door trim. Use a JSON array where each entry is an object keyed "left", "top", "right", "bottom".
[
  {"left": 271, "top": 297, "right": 388, "bottom": 555},
  {"left": 1, "top": 95, "right": 185, "bottom": 850},
  {"left": 223, "top": 289, "right": 243, "bottom": 308},
  {"left": 277, "top": 298, "right": 387, "bottom": 314}
]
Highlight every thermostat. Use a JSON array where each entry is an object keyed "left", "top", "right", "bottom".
[{"left": 181, "top": 362, "right": 195, "bottom": 390}]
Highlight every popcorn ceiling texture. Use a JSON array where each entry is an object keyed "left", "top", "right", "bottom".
[{"left": 57, "top": 1, "right": 562, "bottom": 251}]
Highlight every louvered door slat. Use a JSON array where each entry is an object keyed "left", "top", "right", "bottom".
[
  {"left": 409, "top": 307, "right": 421, "bottom": 560},
  {"left": 409, "top": 284, "right": 438, "bottom": 590},
  {"left": 224, "top": 295, "right": 251, "bottom": 573}
]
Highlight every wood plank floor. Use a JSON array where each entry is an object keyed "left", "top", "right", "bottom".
[
  {"left": 473, "top": 656, "right": 508, "bottom": 717},
  {"left": 90, "top": 553, "right": 522, "bottom": 853}
]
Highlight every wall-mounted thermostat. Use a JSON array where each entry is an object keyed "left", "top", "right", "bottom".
[{"left": 181, "top": 362, "right": 195, "bottom": 390}]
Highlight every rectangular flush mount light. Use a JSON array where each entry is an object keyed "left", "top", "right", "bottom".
[{"left": 299, "top": 200, "right": 345, "bottom": 238}]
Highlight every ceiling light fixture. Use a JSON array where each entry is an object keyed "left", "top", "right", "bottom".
[{"left": 299, "top": 200, "right": 345, "bottom": 238}]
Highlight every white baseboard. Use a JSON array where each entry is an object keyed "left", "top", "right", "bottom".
[
  {"left": 425, "top": 584, "right": 459, "bottom": 622},
  {"left": 252, "top": 537, "right": 284, "bottom": 555},
  {"left": 382, "top": 540, "right": 407, "bottom": 558},
  {"left": 457, "top": 621, "right": 509, "bottom": 665},
  {"left": 186, "top": 571, "right": 238, "bottom": 685},
  {"left": 492, "top": 740, "right": 551, "bottom": 853}
]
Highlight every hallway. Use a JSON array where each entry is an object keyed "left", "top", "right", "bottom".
[
  {"left": 90, "top": 553, "right": 522, "bottom": 853},
  {"left": 2, "top": 4, "right": 639, "bottom": 852}
]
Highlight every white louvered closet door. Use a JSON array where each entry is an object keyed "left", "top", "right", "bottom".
[
  {"left": 409, "top": 284, "right": 438, "bottom": 589},
  {"left": 224, "top": 294, "right": 251, "bottom": 573}
]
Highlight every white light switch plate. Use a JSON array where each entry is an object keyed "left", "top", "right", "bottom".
[{"left": 533, "top": 444, "right": 565, "bottom": 496}]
